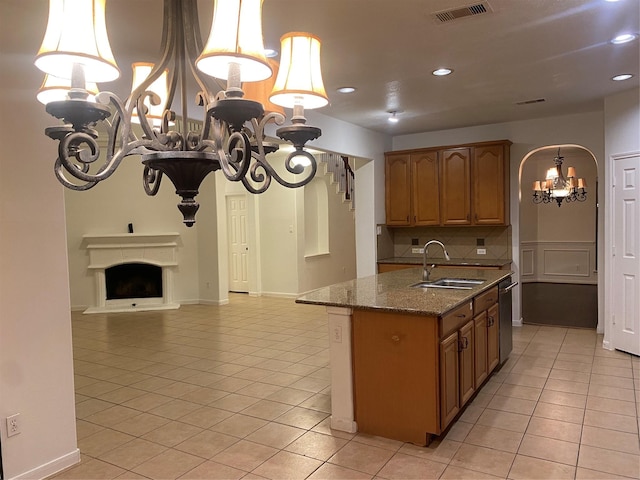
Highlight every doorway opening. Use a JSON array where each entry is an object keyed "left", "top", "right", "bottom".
[{"left": 519, "top": 145, "right": 598, "bottom": 328}]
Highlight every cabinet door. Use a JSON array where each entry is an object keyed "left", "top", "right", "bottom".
[
  {"left": 459, "top": 319, "right": 475, "bottom": 405},
  {"left": 385, "top": 153, "right": 412, "bottom": 225},
  {"left": 440, "top": 148, "right": 471, "bottom": 225},
  {"left": 412, "top": 151, "right": 440, "bottom": 225},
  {"left": 473, "top": 144, "right": 508, "bottom": 225},
  {"left": 474, "top": 312, "right": 488, "bottom": 388},
  {"left": 439, "top": 330, "right": 460, "bottom": 431},
  {"left": 487, "top": 303, "right": 500, "bottom": 373}
]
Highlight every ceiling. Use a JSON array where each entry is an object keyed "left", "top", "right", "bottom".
[{"left": 3, "top": 0, "right": 639, "bottom": 137}]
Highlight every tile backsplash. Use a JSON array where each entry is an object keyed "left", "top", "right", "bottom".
[{"left": 377, "top": 225, "right": 512, "bottom": 261}]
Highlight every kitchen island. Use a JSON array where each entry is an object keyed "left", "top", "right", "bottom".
[{"left": 296, "top": 266, "right": 512, "bottom": 445}]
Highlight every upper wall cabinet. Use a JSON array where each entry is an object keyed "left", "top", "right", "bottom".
[
  {"left": 385, "top": 150, "right": 440, "bottom": 226},
  {"left": 385, "top": 140, "right": 511, "bottom": 227}
]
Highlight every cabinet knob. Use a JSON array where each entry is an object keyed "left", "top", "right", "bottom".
[
  {"left": 391, "top": 335, "right": 400, "bottom": 342},
  {"left": 488, "top": 316, "right": 495, "bottom": 326}
]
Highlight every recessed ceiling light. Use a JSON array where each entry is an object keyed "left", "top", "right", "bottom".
[
  {"left": 612, "top": 73, "right": 634, "bottom": 81},
  {"left": 336, "top": 86, "right": 356, "bottom": 94},
  {"left": 611, "top": 33, "right": 638, "bottom": 44},
  {"left": 264, "top": 48, "right": 278, "bottom": 58},
  {"left": 432, "top": 68, "right": 453, "bottom": 76}
]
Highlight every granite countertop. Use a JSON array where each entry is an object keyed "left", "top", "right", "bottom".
[
  {"left": 296, "top": 267, "right": 512, "bottom": 316},
  {"left": 377, "top": 257, "right": 512, "bottom": 268}
]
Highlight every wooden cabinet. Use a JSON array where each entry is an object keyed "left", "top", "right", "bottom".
[
  {"left": 472, "top": 287, "right": 500, "bottom": 390},
  {"left": 487, "top": 303, "right": 500, "bottom": 372},
  {"left": 438, "top": 301, "right": 474, "bottom": 432},
  {"left": 384, "top": 150, "right": 439, "bottom": 226},
  {"left": 458, "top": 319, "right": 475, "bottom": 405},
  {"left": 353, "top": 310, "right": 439, "bottom": 445},
  {"left": 439, "top": 331, "right": 460, "bottom": 430},
  {"left": 384, "top": 153, "right": 411, "bottom": 225},
  {"left": 440, "top": 148, "right": 471, "bottom": 225},
  {"left": 352, "top": 289, "right": 501, "bottom": 443},
  {"left": 385, "top": 140, "right": 511, "bottom": 227},
  {"left": 473, "top": 312, "right": 489, "bottom": 387},
  {"left": 412, "top": 151, "right": 440, "bottom": 225},
  {"left": 473, "top": 144, "right": 509, "bottom": 225}
]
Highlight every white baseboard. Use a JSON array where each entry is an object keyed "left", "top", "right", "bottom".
[
  {"left": 198, "top": 299, "right": 229, "bottom": 306},
  {"left": 9, "top": 448, "right": 80, "bottom": 480},
  {"left": 512, "top": 317, "right": 523, "bottom": 327}
]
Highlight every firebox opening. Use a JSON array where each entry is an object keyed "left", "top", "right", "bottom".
[{"left": 105, "top": 263, "right": 163, "bottom": 300}]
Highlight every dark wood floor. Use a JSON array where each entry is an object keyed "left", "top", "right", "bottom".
[{"left": 522, "top": 282, "right": 598, "bottom": 329}]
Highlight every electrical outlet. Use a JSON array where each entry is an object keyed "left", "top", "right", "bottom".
[
  {"left": 412, "top": 247, "right": 424, "bottom": 254},
  {"left": 6, "top": 413, "right": 20, "bottom": 437},
  {"left": 477, "top": 248, "right": 487, "bottom": 255},
  {"left": 331, "top": 325, "right": 343, "bottom": 343}
]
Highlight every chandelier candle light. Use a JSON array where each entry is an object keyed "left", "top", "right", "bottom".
[
  {"left": 532, "top": 149, "right": 587, "bottom": 207},
  {"left": 34, "top": 0, "right": 329, "bottom": 226}
]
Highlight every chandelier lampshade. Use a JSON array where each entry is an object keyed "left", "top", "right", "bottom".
[
  {"left": 242, "top": 59, "right": 285, "bottom": 116},
  {"left": 35, "top": 0, "right": 120, "bottom": 83},
  {"left": 196, "top": 0, "right": 272, "bottom": 82},
  {"left": 270, "top": 32, "right": 329, "bottom": 110},
  {"left": 131, "top": 63, "right": 170, "bottom": 127}
]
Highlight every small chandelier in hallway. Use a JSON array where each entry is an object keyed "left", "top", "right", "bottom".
[{"left": 532, "top": 148, "right": 587, "bottom": 207}]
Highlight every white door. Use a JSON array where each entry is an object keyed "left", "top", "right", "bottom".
[
  {"left": 227, "top": 195, "right": 249, "bottom": 293},
  {"left": 612, "top": 153, "right": 640, "bottom": 355}
]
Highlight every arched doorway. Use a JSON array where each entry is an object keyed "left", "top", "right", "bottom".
[{"left": 518, "top": 145, "right": 599, "bottom": 328}]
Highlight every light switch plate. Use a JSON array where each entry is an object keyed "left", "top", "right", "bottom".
[{"left": 477, "top": 248, "right": 487, "bottom": 255}]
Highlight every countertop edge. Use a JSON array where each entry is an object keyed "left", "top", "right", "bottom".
[{"left": 296, "top": 268, "right": 513, "bottom": 316}]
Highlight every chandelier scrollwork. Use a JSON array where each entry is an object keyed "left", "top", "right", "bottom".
[{"left": 35, "top": 0, "right": 329, "bottom": 226}]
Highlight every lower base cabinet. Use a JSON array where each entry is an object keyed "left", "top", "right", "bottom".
[
  {"left": 352, "top": 291, "right": 501, "bottom": 445},
  {"left": 439, "top": 331, "right": 460, "bottom": 430}
]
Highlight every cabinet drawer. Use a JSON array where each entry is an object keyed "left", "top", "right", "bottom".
[
  {"left": 473, "top": 286, "right": 498, "bottom": 315},
  {"left": 440, "top": 301, "right": 473, "bottom": 338}
]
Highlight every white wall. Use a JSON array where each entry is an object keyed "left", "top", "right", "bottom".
[
  {"left": 297, "top": 170, "right": 357, "bottom": 294},
  {"left": 392, "top": 111, "right": 605, "bottom": 324},
  {"left": 298, "top": 111, "right": 392, "bottom": 278},
  {"left": 603, "top": 88, "right": 640, "bottom": 346},
  {"left": 0, "top": 21, "right": 79, "bottom": 480}
]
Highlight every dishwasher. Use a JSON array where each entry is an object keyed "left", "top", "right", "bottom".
[{"left": 499, "top": 276, "right": 518, "bottom": 364}]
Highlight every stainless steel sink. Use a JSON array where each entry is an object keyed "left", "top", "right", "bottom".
[{"left": 410, "top": 278, "right": 485, "bottom": 290}]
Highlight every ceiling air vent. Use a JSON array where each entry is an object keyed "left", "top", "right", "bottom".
[{"left": 433, "top": 2, "right": 492, "bottom": 23}]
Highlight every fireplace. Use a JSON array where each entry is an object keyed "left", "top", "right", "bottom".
[
  {"left": 83, "top": 233, "right": 180, "bottom": 313},
  {"left": 105, "top": 263, "right": 163, "bottom": 300}
]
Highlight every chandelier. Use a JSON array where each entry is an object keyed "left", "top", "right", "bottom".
[
  {"left": 532, "top": 149, "right": 587, "bottom": 207},
  {"left": 34, "top": 0, "right": 329, "bottom": 226}
]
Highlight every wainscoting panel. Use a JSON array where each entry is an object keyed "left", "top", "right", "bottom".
[
  {"left": 521, "top": 248, "right": 535, "bottom": 277},
  {"left": 520, "top": 241, "right": 597, "bottom": 284},
  {"left": 543, "top": 248, "right": 591, "bottom": 277}
]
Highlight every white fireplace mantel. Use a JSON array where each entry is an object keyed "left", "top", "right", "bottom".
[{"left": 83, "top": 233, "right": 181, "bottom": 314}]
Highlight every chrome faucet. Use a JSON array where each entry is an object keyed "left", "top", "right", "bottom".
[{"left": 422, "top": 240, "right": 450, "bottom": 281}]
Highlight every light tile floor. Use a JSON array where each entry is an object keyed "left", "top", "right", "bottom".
[{"left": 52, "top": 295, "right": 640, "bottom": 480}]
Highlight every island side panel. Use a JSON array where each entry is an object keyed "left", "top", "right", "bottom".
[
  {"left": 352, "top": 309, "right": 440, "bottom": 445},
  {"left": 326, "top": 306, "right": 358, "bottom": 433}
]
